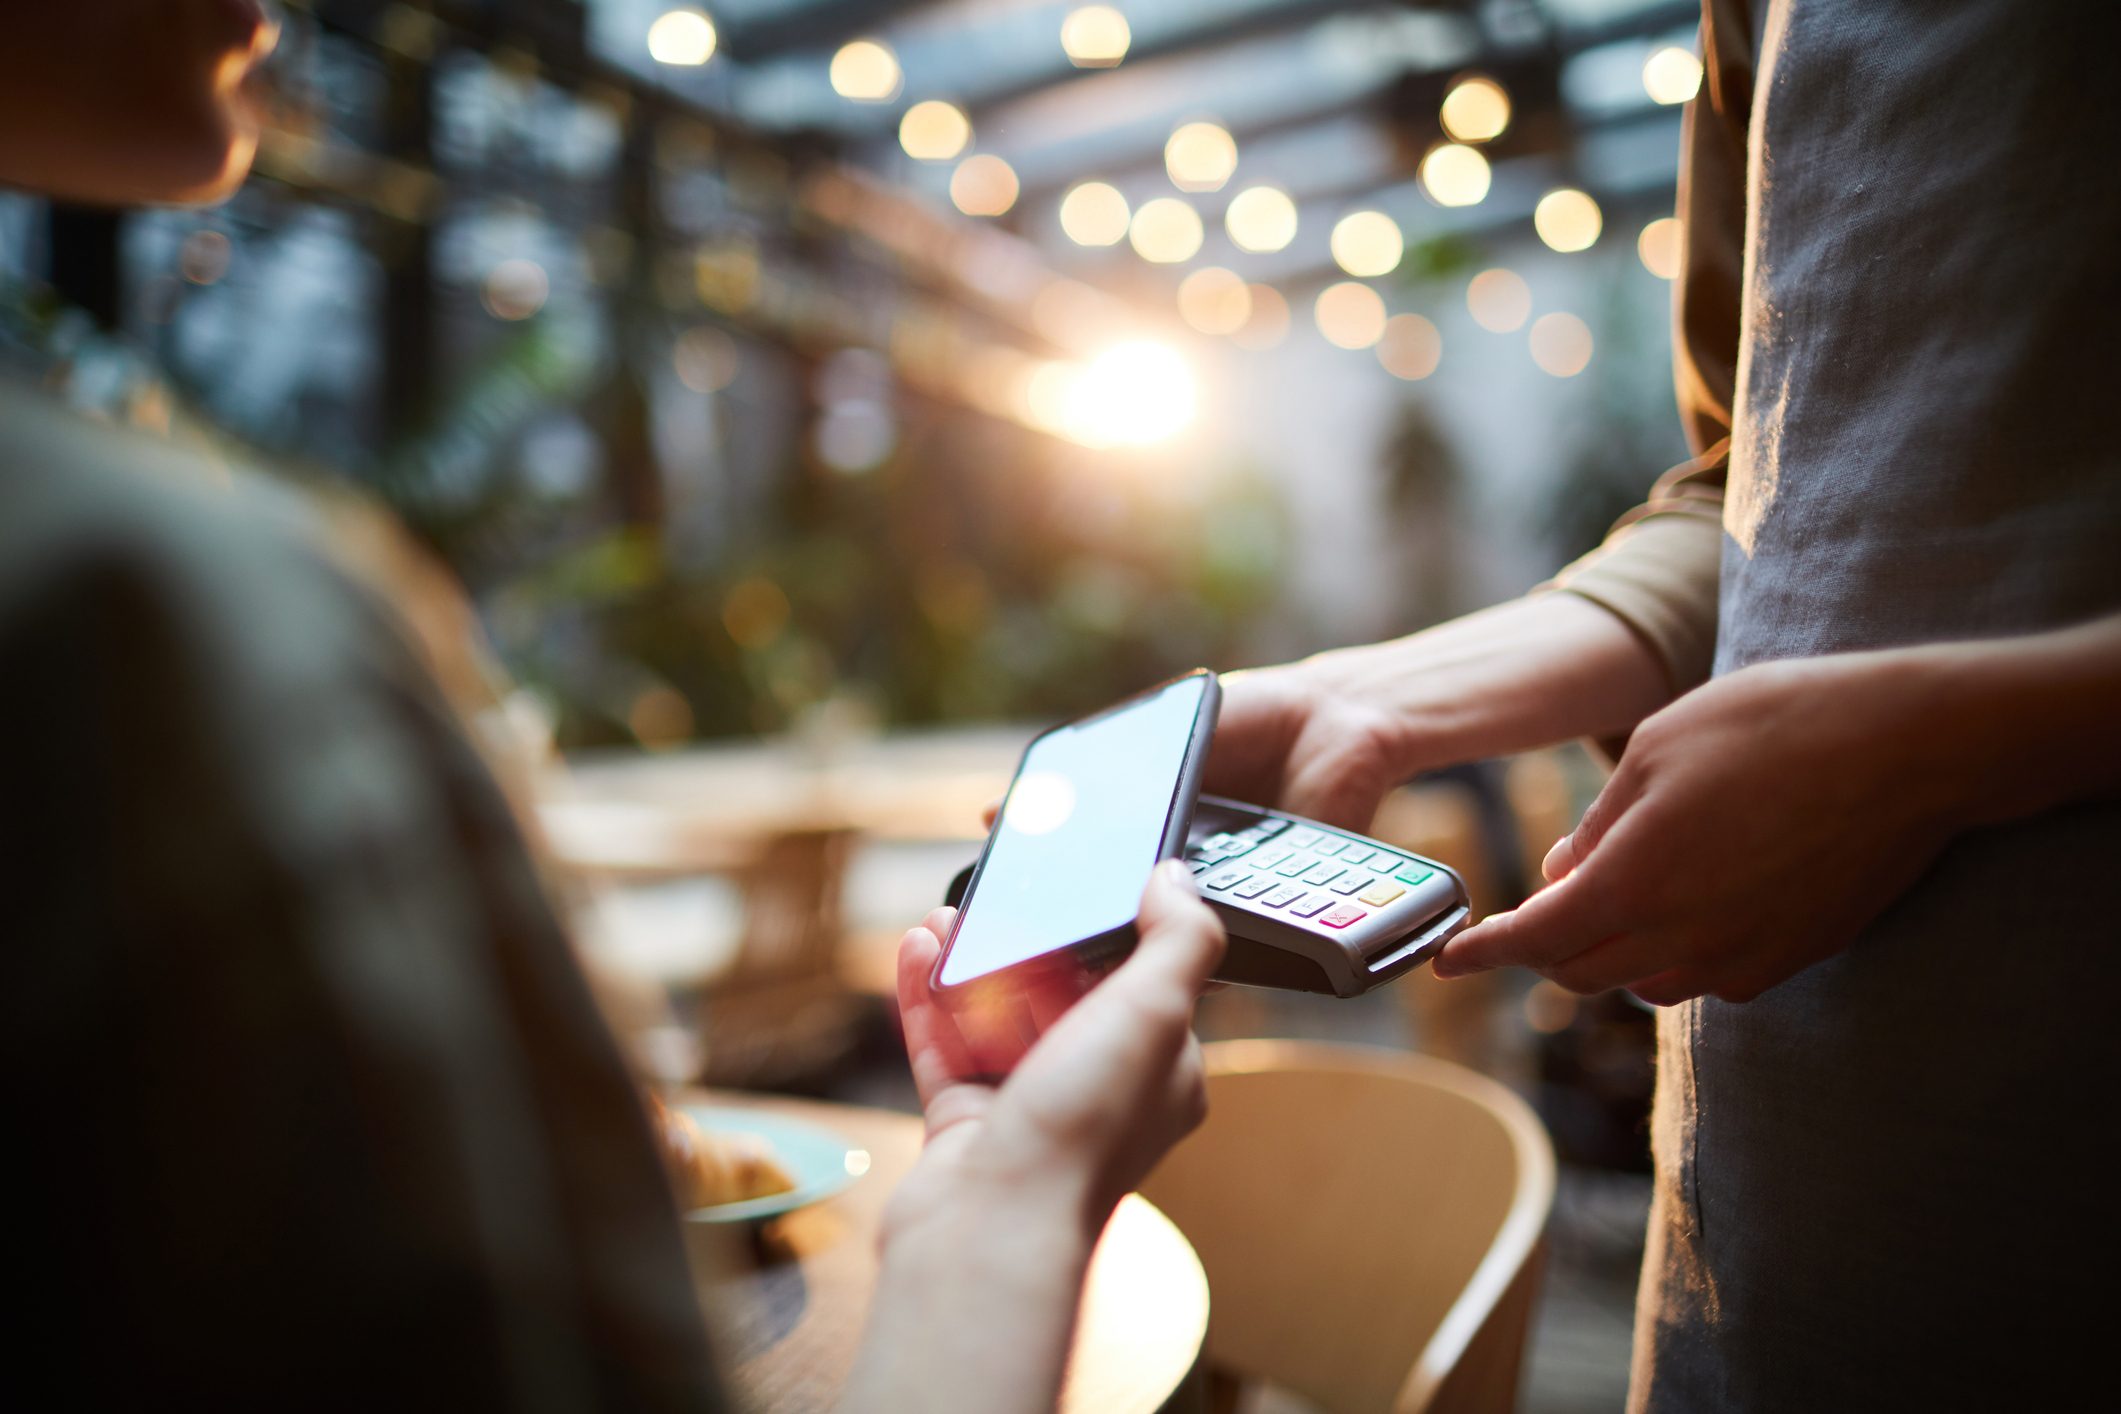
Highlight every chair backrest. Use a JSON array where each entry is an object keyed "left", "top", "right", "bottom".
[{"left": 1138, "top": 1040, "right": 1555, "bottom": 1414}]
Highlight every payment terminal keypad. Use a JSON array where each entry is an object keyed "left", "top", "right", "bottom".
[{"left": 1181, "top": 806, "right": 1441, "bottom": 939}]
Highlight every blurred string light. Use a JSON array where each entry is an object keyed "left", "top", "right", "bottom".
[
  {"left": 1643, "top": 46, "right": 1704, "bottom": 105},
  {"left": 646, "top": 8, "right": 717, "bottom": 66},
  {"left": 1224, "top": 185, "right": 1298, "bottom": 253},
  {"left": 1377, "top": 313, "right": 1442, "bottom": 380},
  {"left": 179, "top": 229, "right": 231, "bottom": 284},
  {"left": 1165, "top": 121, "right": 1237, "bottom": 192},
  {"left": 482, "top": 258, "right": 549, "bottom": 320},
  {"left": 1315, "top": 282, "right": 1387, "bottom": 349},
  {"left": 1330, "top": 210, "right": 1404, "bottom": 278},
  {"left": 1176, "top": 266, "right": 1252, "bottom": 335},
  {"left": 1130, "top": 196, "right": 1203, "bottom": 263},
  {"left": 1638, "top": 216, "right": 1682, "bottom": 279},
  {"left": 722, "top": 576, "right": 791, "bottom": 649},
  {"left": 1529, "top": 311, "right": 1594, "bottom": 376},
  {"left": 1439, "top": 75, "right": 1510, "bottom": 143},
  {"left": 1533, "top": 188, "right": 1602, "bottom": 252},
  {"left": 951, "top": 154, "right": 1019, "bottom": 216},
  {"left": 1061, "top": 6, "right": 1131, "bottom": 69},
  {"left": 815, "top": 402, "right": 897, "bottom": 473},
  {"left": 1419, "top": 143, "right": 1491, "bottom": 207},
  {"left": 1466, "top": 267, "right": 1531, "bottom": 332},
  {"left": 1059, "top": 181, "right": 1130, "bottom": 246},
  {"left": 899, "top": 100, "right": 971, "bottom": 161},
  {"left": 628, "top": 685, "right": 694, "bottom": 750},
  {"left": 673, "top": 325, "right": 739, "bottom": 392},
  {"left": 1066, "top": 341, "right": 1197, "bottom": 447},
  {"left": 1231, "top": 284, "right": 1289, "bottom": 350},
  {"left": 830, "top": 39, "right": 901, "bottom": 102}
]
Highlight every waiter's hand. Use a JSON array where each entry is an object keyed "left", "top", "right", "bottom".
[
  {"left": 1207, "top": 659, "right": 1415, "bottom": 830},
  {"left": 1434, "top": 652, "right": 1970, "bottom": 1005}
]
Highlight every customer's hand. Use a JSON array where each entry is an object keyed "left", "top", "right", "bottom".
[
  {"left": 843, "top": 865, "right": 1224, "bottom": 1414},
  {"left": 888, "top": 861, "right": 1225, "bottom": 1239},
  {"left": 1434, "top": 652, "right": 1971, "bottom": 1005}
]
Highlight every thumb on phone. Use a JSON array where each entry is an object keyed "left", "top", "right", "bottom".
[{"left": 1127, "top": 860, "right": 1226, "bottom": 995}]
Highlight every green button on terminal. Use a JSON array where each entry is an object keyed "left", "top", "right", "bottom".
[{"left": 1395, "top": 865, "right": 1434, "bottom": 887}]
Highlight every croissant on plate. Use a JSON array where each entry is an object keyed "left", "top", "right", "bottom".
[{"left": 646, "top": 1091, "right": 798, "bottom": 1209}]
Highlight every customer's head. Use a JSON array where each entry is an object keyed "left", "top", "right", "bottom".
[{"left": 0, "top": 0, "right": 278, "bottom": 206}]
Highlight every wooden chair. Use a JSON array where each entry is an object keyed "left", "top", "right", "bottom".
[
  {"left": 690, "top": 825, "right": 864, "bottom": 1089},
  {"left": 1138, "top": 1040, "right": 1556, "bottom": 1414}
]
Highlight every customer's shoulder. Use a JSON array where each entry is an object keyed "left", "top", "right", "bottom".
[{"left": 0, "top": 383, "right": 413, "bottom": 705}]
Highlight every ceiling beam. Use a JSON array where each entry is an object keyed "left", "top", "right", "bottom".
[
  {"left": 999, "top": 0, "right": 1695, "bottom": 203},
  {"left": 717, "top": 0, "right": 933, "bottom": 64}
]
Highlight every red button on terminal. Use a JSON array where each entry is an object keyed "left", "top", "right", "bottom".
[{"left": 1319, "top": 904, "right": 1368, "bottom": 929}]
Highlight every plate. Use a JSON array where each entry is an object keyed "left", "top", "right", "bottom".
[{"left": 677, "top": 1106, "right": 872, "bottom": 1224}]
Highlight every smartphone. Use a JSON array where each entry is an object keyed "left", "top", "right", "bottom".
[{"left": 932, "top": 669, "right": 1221, "bottom": 1001}]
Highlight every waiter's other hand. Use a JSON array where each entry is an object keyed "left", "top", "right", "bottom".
[{"left": 1435, "top": 652, "right": 1969, "bottom": 1005}]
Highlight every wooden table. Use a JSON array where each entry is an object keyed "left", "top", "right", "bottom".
[{"left": 680, "top": 1090, "right": 1209, "bottom": 1413}]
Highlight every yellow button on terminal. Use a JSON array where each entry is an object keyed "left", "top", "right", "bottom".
[{"left": 1357, "top": 882, "right": 1405, "bottom": 907}]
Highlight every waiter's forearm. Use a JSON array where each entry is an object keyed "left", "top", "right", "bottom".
[
  {"left": 1313, "top": 593, "right": 1676, "bottom": 774},
  {"left": 1932, "top": 612, "right": 2121, "bottom": 828}
]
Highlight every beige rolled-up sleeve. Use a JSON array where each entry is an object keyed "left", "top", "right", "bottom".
[{"left": 1542, "top": 0, "right": 1755, "bottom": 695}]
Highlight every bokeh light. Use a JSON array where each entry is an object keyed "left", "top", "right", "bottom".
[
  {"left": 1005, "top": 771, "right": 1077, "bottom": 834},
  {"left": 1529, "top": 311, "right": 1594, "bottom": 376},
  {"left": 628, "top": 685, "right": 694, "bottom": 750},
  {"left": 1419, "top": 143, "right": 1491, "bottom": 207},
  {"left": 1439, "top": 76, "right": 1511, "bottom": 143},
  {"left": 830, "top": 39, "right": 902, "bottom": 102},
  {"left": 1533, "top": 188, "right": 1603, "bottom": 253},
  {"left": 179, "top": 229, "right": 231, "bottom": 285},
  {"left": 1314, "top": 282, "right": 1387, "bottom": 350},
  {"left": 1064, "top": 341, "right": 1198, "bottom": 447},
  {"left": 1061, "top": 6, "right": 1131, "bottom": 68},
  {"left": 647, "top": 9, "right": 717, "bottom": 66},
  {"left": 815, "top": 402, "right": 897, "bottom": 473},
  {"left": 1059, "top": 181, "right": 1130, "bottom": 246},
  {"left": 1129, "top": 197, "right": 1204, "bottom": 263},
  {"left": 950, "top": 154, "right": 1020, "bottom": 216},
  {"left": 1377, "top": 313, "right": 1442, "bottom": 380},
  {"left": 1643, "top": 46, "right": 1703, "bottom": 105},
  {"left": 1467, "top": 267, "right": 1531, "bottom": 332},
  {"left": 673, "top": 325, "right": 739, "bottom": 392},
  {"left": 1176, "top": 266, "right": 1252, "bottom": 336},
  {"left": 1231, "top": 284, "right": 1290, "bottom": 351},
  {"left": 899, "top": 100, "right": 971, "bottom": 161},
  {"left": 1330, "top": 210, "right": 1404, "bottom": 278},
  {"left": 722, "top": 577, "right": 790, "bottom": 649},
  {"left": 1224, "top": 185, "right": 1298, "bottom": 254},
  {"left": 1165, "top": 122, "right": 1238, "bottom": 193},
  {"left": 482, "top": 258, "right": 549, "bottom": 320},
  {"left": 1638, "top": 216, "right": 1682, "bottom": 279}
]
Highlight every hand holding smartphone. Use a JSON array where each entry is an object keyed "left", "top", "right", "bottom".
[{"left": 934, "top": 671, "right": 1219, "bottom": 1003}]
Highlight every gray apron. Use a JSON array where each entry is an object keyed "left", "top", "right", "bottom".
[{"left": 1633, "top": 2, "right": 2121, "bottom": 1407}]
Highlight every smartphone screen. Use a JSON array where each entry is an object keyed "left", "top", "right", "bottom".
[{"left": 938, "top": 673, "right": 1214, "bottom": 989}]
